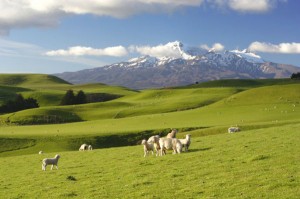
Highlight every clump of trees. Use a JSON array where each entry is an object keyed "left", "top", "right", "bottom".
[
  {"left": 291, "top": 72, "right": 300, "bottom": 79},
  {"left": 0, "top": 94, "right": 39, "bottom": 113},
  {"left": 60, "top": 90, "right": 87, "bottom": 105}
]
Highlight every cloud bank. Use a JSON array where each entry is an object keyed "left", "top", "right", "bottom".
[
  {"left": 0, "top": 0, "right": 286, "bottom": 35},
  {"left": 0, "top": 0, "right": 203, "bottom": 35},
  {"left": 132, "top": 43, "right": 183, "bottom": 58},
  {"left": 200, "top": 43, "right": 225, "bottom": 52},
  {"left": 46, "top": 46, "right": 128, "bottom": 57},
  {"left": 248, "top": 42, "right": 300, "bottom": 54},
  {"left": 207, "top": 0, "right": 285, "bottom": 13}
]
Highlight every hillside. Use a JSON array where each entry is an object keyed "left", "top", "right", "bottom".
[
  {"left": 0, "top": 74, "right": 137, "bottom": 107},
  {"left": 0, "top": 75, "right": 299, "bottom": 157},
  {"left": 0, "top": 74, "right": 71, "bottom": 88}
]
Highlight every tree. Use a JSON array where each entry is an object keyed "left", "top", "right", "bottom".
[
  {"left": 0, "top": 94, "right": 39, "bottom": 113},
  {"left": 291, "top": 72, "right": 300, "bottom": 79},
  {"left": 24, "top": 97, "right": 39, "bottom": 109},
  {"left": 75, "top": 90, "right": 87, "bottom": 104},
  {"left": 60, "top": 90, "right": 75, "bottom": 105}
]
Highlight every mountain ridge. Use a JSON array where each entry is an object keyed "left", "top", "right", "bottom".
[{"left": 55, "top": 41, "right": 299, "bottom": 89}]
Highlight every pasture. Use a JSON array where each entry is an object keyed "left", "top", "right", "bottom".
[
  {"left": 0, "top": 74, "right": 299, "bottom": 198},
  {"left": 0, "top": 123, "right": 299, "bottom": 198}
]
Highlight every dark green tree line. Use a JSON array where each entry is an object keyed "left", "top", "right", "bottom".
[{"left": 0, "top": 94, "right": 39, "bottom": 113}]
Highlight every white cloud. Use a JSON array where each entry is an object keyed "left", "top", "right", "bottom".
[
  {"left": 1, "top": 0, "right": 286, "bottom": 34},
  {"left": 46, "top": 46, "right": 128, "bottom": 57},
  {"left": 248, "top": 41, "right": 300, "bottom": 54},
  {"left": 133, "top": 44, "right": 182, "bottom": 58},
  {"left": 201, "top": 43, "right": 225, "bottom": 52},
  {"left": 207, "top": 0, "right": 285, "bottom": 13},
  {"left": 0, "top": 0, "right": 204, "bottom": 35}
]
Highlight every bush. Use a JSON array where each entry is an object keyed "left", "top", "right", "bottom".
[
  {"left": 0, "top": 94, "right": 39, "bottom": 113},
  {"left": 291, "top": 72, "right": 300, "bottom": 79},
  {"left": 61, "top": 90, "right": 87, "bottom": 105}
]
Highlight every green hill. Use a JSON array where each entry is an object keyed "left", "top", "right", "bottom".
[
  {"left": 0, "top": 74, "right": 70, "bottom": 88},
  {"left": 185, "top": 78, "right": 300, "bottom": 88},
  {"left": 0, "top": 75, "right": 299, "bottom": 198}
]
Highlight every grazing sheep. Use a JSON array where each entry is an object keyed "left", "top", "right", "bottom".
[
  {"left": 178, "top": 134, "right": 191, "bottom": 152},
  {"left": 141, "top": 139, "right": 154, "bottom": 157},
  {"left": 158, "top": 138, "right": 182, "bottom": 156},
  {"left": 42, "top": 154, "right": 60, "bottom": 171},
  {"left": 88, "top": 145, "right": 93, "bottom": 150},
  {"left": 147, "top": 135, "right": 161, "bottom": 155},
  {"left": 228, "top": 127, "right": 240, "bottom": 133},
  {"left": 147, "top": 135, "right": 160, "bottom": 144},
  {"left": 39, "top": 151, "right": 43, "bottom": 155},
  {"left": 79, "top": 143, "right": 88, "bottom": 151},
  {"left": 166, "top": 129, "right": 177, "bottom": 138}
]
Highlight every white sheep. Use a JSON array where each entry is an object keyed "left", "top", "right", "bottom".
[
  {"left": 158, "top": 138, "right": 182, "bottom": 156},
  {"left": 42, "top": 154, "right": 60, "bottom": 171},
  {"left": 88, "top": 145, "right": 93, "bottom": 150},
  {"left": 79, "top": 143, "right": 88, "bottom": 151},
  {"left": 39, "top": 151, "right": 43, "bottom": 155},
  {"left": 141, "top": 139, "right": 154, "bottom": 157},
  {"left": 147, "top": 135, "right": 161, "bottom": 155},
  {"left": 166, "top": 129, "right": 177, "bottom": 138},
  {"left": 228, "top": 127, "right": 240, "bottom": 133},
  {"left": 178, "top": 134, "right": 191, "bottom": 152}
]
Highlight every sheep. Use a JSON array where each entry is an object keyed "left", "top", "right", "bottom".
[
  {"left": 158, "top": 138, "right": 182, "bottom": 156},
  {"left": 39, "top": 151, "right": 43, "bottom": 155},
  {"left": 147, "top": 135, "right": 161, "bottom": 155},
  {"left": 42, "top": 154, "right": 60, "bottom": 171},
  {"left": 141, "top": 139, "right": 154, "bottom": 157},
  {"left": 228, "top": 127, "right": 240, "bottom": 133},
  {"left": 178, "top": 134, "right": 191, "bottom": 152},
  {"left": 88, "top": 145, "right": 93, "bottom": 150},
  {"left": 79, "top": 143, "right": 88, "bottom": 151},
  {"left": 166, "top": 129, "right": 177, "bottom": 138}
]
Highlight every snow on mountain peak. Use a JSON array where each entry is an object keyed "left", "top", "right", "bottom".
[
  {"left": 124, "top": 42, "right": 266, "bottom": 69},
  {"left": 230, "top": 49, "right": 264, "bottom": 63}
]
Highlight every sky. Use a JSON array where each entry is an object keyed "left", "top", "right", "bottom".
[{"left": 0, "top": 0, "right": 299, "bottom": 74}]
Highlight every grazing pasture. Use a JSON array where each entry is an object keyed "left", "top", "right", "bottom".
[
  {"left": 0, "top": 123, "right": 299, "bottom": 198},
  {"left": 0, "top": 74, "right": 299, "bottom": 198}
]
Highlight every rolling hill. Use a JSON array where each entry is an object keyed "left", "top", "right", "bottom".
[
  {"left": 0, "top": 74, "right": 299, "bottom": 156},
  {"left": 0, "top": 74, "right": 299, "bottom": 198}
]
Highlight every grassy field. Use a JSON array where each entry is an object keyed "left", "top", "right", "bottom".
[
  {"left": 0, "top": 74, "right": 299, "bottom": 198},
  {"left": 0, "top": 123, "right": 299, "bottom": 198}
]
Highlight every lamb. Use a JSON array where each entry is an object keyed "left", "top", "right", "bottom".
[
  {"left": 158, "top": 138, "right": 182, "bottom": 156},
  {"left": 166, "top": 129, "right": 177, "bottom": 138},
  {"left": 79, "top": 143, "right": 88, "bottom": 151},
  {"left": 141, "top": 139, "right": 154, "bottom": 157},
  {"left": 42, "top": 154, "right": 60, "bottom": 171},
  {"left": 88, "top": 145, "right": 93, "bottom": 150},
  {"left": 178, "top": 134, "right": 191, "bottom": 152},
  {"left": 228, "top": 127, "right": 240, "bottom": 133},
  {"left": 39, "top": 151, "right": 43, "bottom": 154},
  {"left": 147, "top": 135, "right": 161, "bottom": 155}
]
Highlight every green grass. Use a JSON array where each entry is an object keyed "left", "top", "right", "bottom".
[
  {"left": 185, "top": 78, "right": 300, "bottom": 88},
  {"left": 0, "top": 123, "right": 299, "bottom": 198},
  {"left": 0, "top": 75, "right": 299, "bottom": 198}
]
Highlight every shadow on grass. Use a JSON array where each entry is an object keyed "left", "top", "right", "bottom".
[{"left": 188, "top": 147, "right": 212, "bottom": 153}]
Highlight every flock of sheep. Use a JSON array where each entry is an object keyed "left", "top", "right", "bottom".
[
  {"left": 141, "top": 129, "right": 192, "bottom": 157},
  {"left": 40, "top": 127, "right": 240, "bottom": 170}
]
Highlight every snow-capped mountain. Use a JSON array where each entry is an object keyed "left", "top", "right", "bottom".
[{"left": 55, "top": 41, "right": 299, "bottom": 89}]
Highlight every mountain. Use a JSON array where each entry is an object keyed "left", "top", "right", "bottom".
[{"left": 55, "top": 41, "right": 300, "bottom": 89}]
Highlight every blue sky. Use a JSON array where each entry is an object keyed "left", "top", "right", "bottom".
[{"left": 0, "top": 0, "right": 299, "bottom": 74}]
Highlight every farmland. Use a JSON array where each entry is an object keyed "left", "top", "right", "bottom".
[{"left": 0, "top": 74, "right": 299, "bottom": 198}]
